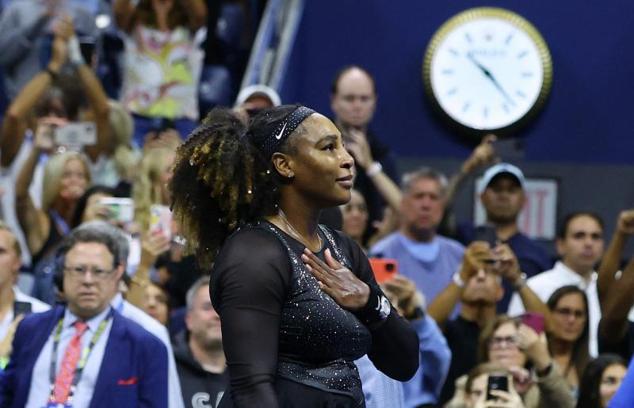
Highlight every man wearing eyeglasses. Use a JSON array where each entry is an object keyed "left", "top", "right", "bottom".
[{"left": 0, "top": 223, "right": 168, "bottom": 407}]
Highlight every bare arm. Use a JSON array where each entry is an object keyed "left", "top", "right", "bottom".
[
  {"left": 428, "top": 242, "right": 490, "bottom": 326},
  {"left": 15, "top": 141, "right": 49, "bottom": 255},
  {"left": 75, "top": 64, "right": 111, "bottom": 160},
  {"left": 126, "top": 232, "right": 170, "bottom": 308},
  {"left": 515, "top": 284, "right": 554, "bottom": 333},
  {"left": 1, "top": 17, "right": 69, "bottom": 167},
  {"left": 494, "top": 244, "right": 554, "bottom": 332},
  {"left": 597, "top": 210, "right": 634, "bottom": 303},
  {"left": 427, "top": 280, "right": 463, "bottom": 328},
  {"left": 445, "top": 134, "right": 497, "bottom": 206},
  {"left": 599, "top": 257, "right": 634, "bottom": 342}
]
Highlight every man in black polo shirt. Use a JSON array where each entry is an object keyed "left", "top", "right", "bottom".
[{"left": 458, "top": 163, "right": 553, "bottom": 312}]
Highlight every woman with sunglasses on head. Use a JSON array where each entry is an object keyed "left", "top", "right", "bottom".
[
  {"left": 546, "top": 285, "right": 590, "bottom": 396},
  {"left": 169, "top": 105, "right": 418, "bottom": 407}
]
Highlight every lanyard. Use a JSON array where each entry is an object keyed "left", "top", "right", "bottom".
[{"left": 47, "top": 309, "right": 113, "bottom": 404}]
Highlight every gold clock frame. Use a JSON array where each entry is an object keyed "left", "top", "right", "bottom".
[{"left": 422, "top": 7, "right": 553, "bottom": 137}]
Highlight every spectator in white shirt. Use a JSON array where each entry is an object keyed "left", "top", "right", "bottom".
[{"left": 508, "top": 212, "right": 604, "bottom": 356}]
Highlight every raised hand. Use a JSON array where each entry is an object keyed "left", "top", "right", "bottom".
[
  {"left": 617, "top": 209, "right": 634, "bottom": 235},
  {"left": 463, "top": 134, "right": 499, "bottom": 173},
  {"left": 459, "top": 241, "right": 494, "bottom": 282},
  {"left": 516, "top": 323, "right": 552, "bottom": 371},
  {"left": 491, "top": 244, "right": 522, "bottom": 285},
  {"left": 344, "top": 128, "right": 373, "bottom": 170},
  {"left": 34, "top": 117, "right": 67, "bottom": 153},
  {"left": 382, "top": 275, "right": 425, "bottom": 318},
  {"left": 302, "top": 248, "right": 370, "bottom": 310}
]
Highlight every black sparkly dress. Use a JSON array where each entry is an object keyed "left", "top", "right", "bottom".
[{"left": 211, "top": 221, "right": 419, "bottom": 408}]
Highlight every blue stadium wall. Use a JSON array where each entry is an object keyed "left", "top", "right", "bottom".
[
  {"left": 280, "top": 0, "right": 634, "bottom": 165},
  {"left": 279, "top": 0, "right": 634, "bottom": 255}
]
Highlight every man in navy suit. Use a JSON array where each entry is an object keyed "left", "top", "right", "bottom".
[{"left": 0, "top": 223, "right": 168, "bottom": 407}]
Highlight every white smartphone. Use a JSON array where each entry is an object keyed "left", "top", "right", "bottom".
[
  {"left": 54, "top": 122, "right": 97, "bottom": 146},
  {"left": 99, "top": 197, "right": 135, "bottom": 224}
]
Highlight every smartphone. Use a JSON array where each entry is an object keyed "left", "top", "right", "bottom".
[
  {"left": 13, "top": 301, "right": 32, "bottom": 317},
  {"left": 54, "top": 122, "right": 97, "bottom": 146},
  {"left": 487, "top": 374, "right": 509, "bottom": 400},
  {"left": 149, "top": 204, "right": 172, "bottom": 240},
  {"left": 369, "top": 258, "right": 398, "bottom": 283},
  {"left": 99, "top": 197, "right": 135, "bottom": 224},
  {"left": 474, "top": 224, "right": 498, "bottom": 247},
  {"left": 492, "top": 137, "right": 524, "bottom": 162},
  {"left": 521, "top": 312, "right": 545, "bottom": 334}
]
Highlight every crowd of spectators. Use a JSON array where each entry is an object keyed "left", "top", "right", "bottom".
[{"left": 0, "top": 2, "right": 633, "bottom": 407}]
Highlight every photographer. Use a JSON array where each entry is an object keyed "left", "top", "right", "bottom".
[{"left": 428, "top": 242, "right": 552, "bottom": 404}]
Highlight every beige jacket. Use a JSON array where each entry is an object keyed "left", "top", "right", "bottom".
[{"left": 445, "top": 365, "right": 574, "bottom": 408}]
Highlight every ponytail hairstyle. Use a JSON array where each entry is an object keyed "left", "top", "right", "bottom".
[{"left": 170, "top": 105, "right": 311, "bottom": 266}]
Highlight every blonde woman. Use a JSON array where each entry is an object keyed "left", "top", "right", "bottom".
[
  {"left": 16, "top": 145, "right": 91, "bottom": 266},
  {"left": 127, "top": 144, "right": 178, "bottom": 307}
]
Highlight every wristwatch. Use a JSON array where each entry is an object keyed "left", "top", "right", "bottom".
[
  {"left": 452, "top": 271, "right": 465, "bottom": 288},
  {"left": 376, "top": 295, "right": 391, "bottom": 320}
]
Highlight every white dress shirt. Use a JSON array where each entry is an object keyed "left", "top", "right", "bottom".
[{"left": 25, "top": 306, "right": 113, "bottom": 407}]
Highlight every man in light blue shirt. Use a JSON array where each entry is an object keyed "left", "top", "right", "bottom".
[{"left": 370, "top": 167, "right": 464, "bottom": 312}]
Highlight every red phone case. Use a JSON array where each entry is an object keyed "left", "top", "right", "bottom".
[{"left": 369, "top": 258, "right": 399, "bottom": 283}]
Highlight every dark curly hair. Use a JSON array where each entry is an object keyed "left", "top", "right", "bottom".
[{"left": 169, "top": 105, "right": 305, "bottom": 266}]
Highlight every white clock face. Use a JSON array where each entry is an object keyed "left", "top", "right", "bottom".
[{"left": 428, "top": 16, "right": 547, "bottom": 131}]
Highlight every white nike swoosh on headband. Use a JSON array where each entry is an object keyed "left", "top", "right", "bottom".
[{"left": 275, "top": 123, "right": 288, "bottom": 140}]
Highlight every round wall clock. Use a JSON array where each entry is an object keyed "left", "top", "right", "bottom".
[{"left": 423, "top": 7, "right": 553, "bottom": 136}]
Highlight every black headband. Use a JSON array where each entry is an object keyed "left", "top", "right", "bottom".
[{"left": 250, "top": 106, "right": 315, "bottom": 159}]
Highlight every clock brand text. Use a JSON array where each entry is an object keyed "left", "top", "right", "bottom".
[{"left": 469, "top": 49, "right": 508, "bottom": 57}]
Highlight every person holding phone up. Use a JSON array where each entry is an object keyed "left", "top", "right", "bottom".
[
  {"left": 446, "top": 315, "right": 574, "bottom": 408},
  {"left": 429, "top": 241, "right": 553, "bottom": 404}
]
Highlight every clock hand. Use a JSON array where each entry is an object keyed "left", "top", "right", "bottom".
[{"left": 466, "top": 52, "right": 516, "bottom": 106}]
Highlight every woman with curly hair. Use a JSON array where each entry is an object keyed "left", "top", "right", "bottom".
[{"left": 169, "top": 105, "right": 418, "bottom": 407}]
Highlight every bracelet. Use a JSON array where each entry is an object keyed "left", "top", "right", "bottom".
[
  {"left": 452, "top": 272, "right": 465, "bottom": 288},
  {"left": 365, "top": 161, "right": 383, "bottom": 178},
  {"left": 513, "top": 272, "right": 528, "bottom": 290},
  {"left": 130, "top": 275, "right": 150, "bottom": 287}
]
